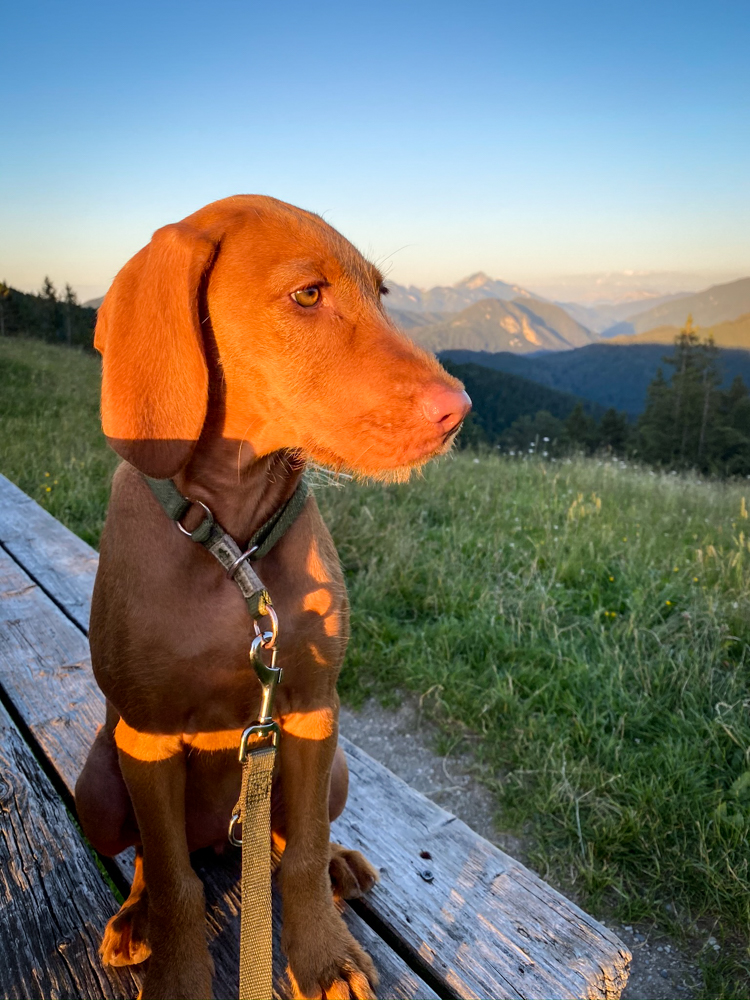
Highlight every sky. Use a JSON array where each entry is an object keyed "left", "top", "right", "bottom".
[{"left": 2, "top": 0, "right": 749, "bottom": 301}]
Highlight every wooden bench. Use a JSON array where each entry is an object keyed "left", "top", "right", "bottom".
[{"left": 0, "top": 472, "right": 631, "bottom": 1000}]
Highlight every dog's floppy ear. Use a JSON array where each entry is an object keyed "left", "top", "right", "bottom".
[{"left": 95, "top": 222, "right": 218, "bottom": 478}]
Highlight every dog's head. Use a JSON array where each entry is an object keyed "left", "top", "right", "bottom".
[{"left": 96, "top": 196, "right": 470, "bottom": 479}]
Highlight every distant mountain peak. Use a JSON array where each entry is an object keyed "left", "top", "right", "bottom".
[{"left": 457, "top": 272, "right": 494, "bottom": 289}]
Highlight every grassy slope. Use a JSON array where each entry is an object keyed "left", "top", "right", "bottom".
[
  {"left": 610, "top": 312, "right": 750, "bottom": 350},
  {"left": 0, "top": 338, "right": 117, "bottom": 545},
  {"left": 2, "top": 336, "right": 749, "bottom": 995}
]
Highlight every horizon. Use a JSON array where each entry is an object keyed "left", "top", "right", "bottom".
[
  {"left": 2, "top": 0, "right": 748, "bottom": 302},
  {"left": 9, "top": 267, "right": 747, "bottom": 312}
]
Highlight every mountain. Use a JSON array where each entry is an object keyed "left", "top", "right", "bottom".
[
  {"left": 608, "top": 313, "right": 750, "bottom": 350},
  {"left": 604, "top": 277, "right": 750, "bottom": 337},
  {"left": 384, "top": 272, "right": 535, "bottom": 314},
  {"left": 442, "top": 360, "right": 603, "bottom": 443},
  {"left": 561, "top": 293, "right": 693, "bottom": 334},
  {"left": 83, "top": 295, "right": 105, "bottom": 309},
  {"left": 442, "top": 343, "right": 750, "bottom": 417},
  {"left": 385, "top": 308, "right": 451, "bottom": 330},
  {"left": 406, "top": 297, "right": 596, "bottom": 354}
]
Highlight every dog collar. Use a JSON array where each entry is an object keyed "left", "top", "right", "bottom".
[{"left": 141, "top": 472, "right": 309, "bottom": 620}]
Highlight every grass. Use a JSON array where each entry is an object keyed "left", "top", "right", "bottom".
[
  {"left": 0, "top": 338, "right": 117, "bottom": 545},
  {"left": 2, "top": 336, "right": 750, "bottom": 997}
]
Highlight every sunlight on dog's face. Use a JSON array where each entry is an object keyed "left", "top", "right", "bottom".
[{"left": 205, "top": 197, "right": 471, "bottom": 479}]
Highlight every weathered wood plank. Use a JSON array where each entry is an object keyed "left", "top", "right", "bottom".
[
  {"left": 333, "top": 738, "right": 631, "bottom": 999},
  {"left": 0, "top": 473, "right": 97, "bottom": 633},
  {"left": 0, "top": 545, "right": 439, "bottom": 999},
  {"left": 196, "top": 848, "right": 439, "bottom": 1000},
  {"left": 0, "top": 545, "right": 101, "bottom": 795},
  {"left": 0, "top": 696, "right": 140, "bottom": 1000}
]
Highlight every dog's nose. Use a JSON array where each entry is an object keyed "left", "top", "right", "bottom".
[{"left": 422, "top": 386, "right": 472, "bottom": 434}]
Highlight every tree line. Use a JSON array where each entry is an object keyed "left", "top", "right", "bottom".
[{"left": 0, "top": 279, "right": 97, "bottom": 349}]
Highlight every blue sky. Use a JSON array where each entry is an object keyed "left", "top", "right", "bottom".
[{"left": 2, "top": 0, "right": 748, "bottom": 300}]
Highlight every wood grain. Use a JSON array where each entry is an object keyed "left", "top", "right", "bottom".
[
  {"left": 334, "top": 738, "right": 631, "bottom": 999},
  {"left": 0, "top": 697, "right": 140, "bottom": 1000},
  {"left": 0, "top": 474, "right": 97, "bottom": 633}
]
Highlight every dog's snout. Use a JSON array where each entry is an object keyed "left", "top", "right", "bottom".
[{"left": 422, "top": 386, "right": 472, "bottom": 434}]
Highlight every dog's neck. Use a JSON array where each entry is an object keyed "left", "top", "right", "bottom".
[{"left": 172, "top": 421, "right": 305, "bottom": 549}]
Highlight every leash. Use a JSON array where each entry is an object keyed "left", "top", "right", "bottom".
[{"left": 143, "top": 473, "right": 308, "bottom": 1000}]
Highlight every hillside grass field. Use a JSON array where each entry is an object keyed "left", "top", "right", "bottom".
[{"left": 2, "top": 336, "right": 750, "bottom": 997}]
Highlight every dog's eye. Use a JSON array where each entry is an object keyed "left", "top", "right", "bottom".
[
  {"left": 292, "top": 286, "right": 321, "bottom": 308},
  {"left": 380, "top": 285, "right": 390, "bottom": 296}
]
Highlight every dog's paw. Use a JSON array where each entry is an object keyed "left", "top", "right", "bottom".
[
  {"left": 100, "top": 897, "right": 151, "bottom": 967},
  {"left": 285, "top": 912, "right": 378, "bottom": 999},
  {"left": 328, "top": 843, "right": 379, "bottom": 901}
]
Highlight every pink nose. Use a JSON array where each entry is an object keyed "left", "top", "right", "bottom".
[{"left": 422, "top": 386, "right": 472, "bottom": 434}]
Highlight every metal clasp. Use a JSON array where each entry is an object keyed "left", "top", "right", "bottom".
[
  {"left": 228, "top": 812, "right": 242, "bottom": 846},
  {"left": 247, "top": 629, "right": 282, "bottom": 729},
  {"left": 229, "top": 627, "right": 283, "bottom": 846}
]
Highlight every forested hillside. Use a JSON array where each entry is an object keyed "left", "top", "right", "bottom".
[
  {"left": 609, "top": 312, "right": 750, "bottom": 350},
  {"left": 440, "top": 360, "right": 602, "bottom": 445},
  {"left": 0, "top": 280, "right": 96, "bottom": 349},
  {"left": 443, "top": 343, "right": 750, "bottom": 416}
]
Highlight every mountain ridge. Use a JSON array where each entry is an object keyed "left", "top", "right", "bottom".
[
  {"left": 405, "top": 297, "right": 596, "bottom": 354},
  {"left": 604, "top": 277, "right": 750, "bottom": 337},
  {"left": 608, "top": 312, "right": 750, "bottom": 350}
]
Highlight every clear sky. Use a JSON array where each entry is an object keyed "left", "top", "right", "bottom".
[{"left": 2, "top": 0, "right": 748, "bottom": 300}]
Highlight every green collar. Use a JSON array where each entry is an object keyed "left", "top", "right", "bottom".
[{"left": 142, "top": 472, "right": 309, "bottom": 619}]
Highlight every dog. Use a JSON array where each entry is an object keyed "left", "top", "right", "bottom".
[{"left": 74, "top": 195, "right": 471, "bottom": 1000}]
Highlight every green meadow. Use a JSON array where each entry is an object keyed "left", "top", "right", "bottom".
[{"left": 2, "top": 336, "right": 749, "bottom": 997}]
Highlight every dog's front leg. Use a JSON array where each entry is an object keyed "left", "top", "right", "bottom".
[
  {"left": 278, "top": 715, "right": 377, "bottom": 1000},
  {"left": 115, "top": 721, "right": 214, "bottom": 1000}
]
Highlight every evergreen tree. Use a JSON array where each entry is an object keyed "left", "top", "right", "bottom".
[
  {"left": 564, "top": 402, "right": 598, "bottom": 452},
  {"left": 502, "top": 410, "right": 565, "bottom": 454},
  {"left": 63, "top": 283, "right": 77, "bottom": 346},
  {"left": 638, "top": 320, "right": 750, "bottom": 475},
  {"left": 0, "top": 282, "right": 9, "bottom": 338},
  {"left": 638, "top": 368, "right": 674, "bottom": 464},
  {"left": 598, "top": 408, "right": 629, "bottom": 454}
]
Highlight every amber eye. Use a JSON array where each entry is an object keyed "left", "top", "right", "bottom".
[{"left": 292, "top": 286, "right": 321, "bottom": 307}]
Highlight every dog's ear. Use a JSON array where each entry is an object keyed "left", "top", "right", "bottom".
[{"left": 95, "top": 222, "right": 218, "bottom": 478}]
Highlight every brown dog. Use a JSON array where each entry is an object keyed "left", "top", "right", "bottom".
[{"left": 75, "top": 195, "right": 470, "bottom": 1000}]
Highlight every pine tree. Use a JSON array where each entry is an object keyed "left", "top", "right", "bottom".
[
  {"left": 598, "top": 408, "right": 629, "bottom": 454},
  {"left": 638, "top": 368, "right": 675, "bottom": 464},
  {"left": 63, "top": 284, "right": 77, "bottom": 346},
  {"left": 0, "top": 282, "right": 9, "bottom": 338},
  {"left": 638, "top": 320, "right": 749, "bottom": 475},
  {"left": 564, "top": 402, "right": 597, "bottom": 452}
]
